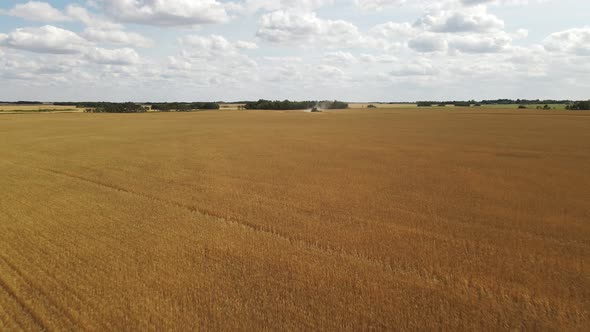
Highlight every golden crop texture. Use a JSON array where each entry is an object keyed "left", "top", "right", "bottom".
[{"left": 0, "top": 108, "right": 589, "bottom": 330}]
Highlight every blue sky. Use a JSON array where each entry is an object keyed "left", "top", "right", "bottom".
[{"left": 0, "top": 0, "right": 589, "bottom": 102}]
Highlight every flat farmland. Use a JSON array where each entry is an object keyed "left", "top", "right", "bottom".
[
  {"left": 349, "top": 103, "right": 417, "bottom": 108},
  {"left": 0, "top": 108, "right": 589, "bottom": 330},
  {"left": 0, "top": 104, "right": 78, "bottom": 113}
]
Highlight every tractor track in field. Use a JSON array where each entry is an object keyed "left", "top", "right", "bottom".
[
  {"left": 0, "top": 252, "right": 86, "bottom": 329},
  {"left": 0, "top": 257, "right": 48, "bottom": 331}
]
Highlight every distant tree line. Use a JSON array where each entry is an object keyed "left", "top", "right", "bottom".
[
  {"left": 566, "top": 101, "right": 590, "bottom": 110},
  {"left": 150, "top": 102, "right": 220, "bottom": 111},
  {"left": 0, "top": 101, "right": 44, "bottom": 105},
  {"left": 480, "top": 99, "right": 571, "bottom": 105},
  {"left": 244, "top": 100, "right": 348, "bottom": 110},
  {"left": 56, "top": 102, "right": 116, "bottom": 108},
  {"left": 418, "top": 101, "right": 474, "bottom": 107},
  {"left": 454, "top": 102, "right": 472, "bottom": 107},
  {"left": 535, "top": 105, "right": 552, "bottom": 110},
  {"left": 55, "top": 101, "right": 220, "bottom": 111},
  {"left": 245, "top": 100, "right": 316, "bottom": 110},
  {"left": 416, "top": 99, "right": 578, "bottom": 107},
  {"left": 417, "top": 102, "right": 434, "bottom": 107},
  {"left": 86, "top": 102, "right": 147, "bottom": 113}
]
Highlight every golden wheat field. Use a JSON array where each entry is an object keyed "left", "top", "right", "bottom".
[
  {"left": 0, "top": 108, "right": 589, "bottom": 330},
  {"left": 0, "top": 105, "right": 79, "bottom": 113}
]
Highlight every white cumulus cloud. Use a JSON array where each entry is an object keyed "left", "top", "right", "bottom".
[
  {"left": 97, "top": 0, "right": 229, "bottom": 26},
  {"left": 0, "top": 25, "right": 89, "bottom": 54},
  {"left": 86, "top": 47, "right": 141, "bottom": 65},
  {"left": 415, "top": 7, "right": 505, "bottom": 33},
  {"left": 409, "top": 34, "right": 448, "bottom": 52},
  {"left": 7, "top": 1, "right": 71, "bottom": 22},
  {"left": 82, "top": 28, "right": 154, "bottom": 48},
  {"left": 544, "top": 27, "right": 590, "bottom": 56},
  {"left": 256, "top": 10, "right": 364, "bottom": 48}
]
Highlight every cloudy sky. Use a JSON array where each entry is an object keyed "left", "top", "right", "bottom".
[{"left": 0, "top": 0, "right": 589, "bottom": 102}]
